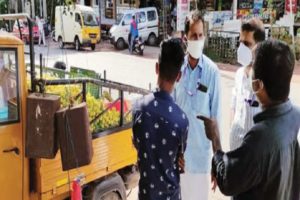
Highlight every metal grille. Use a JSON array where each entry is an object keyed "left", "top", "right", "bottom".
[{"left": 205, "top": 30, "right": 240, "bottom": 64}]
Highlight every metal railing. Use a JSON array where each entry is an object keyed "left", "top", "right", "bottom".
[{"left": 205, "top": 30, "right": 240, "bottom": 64}]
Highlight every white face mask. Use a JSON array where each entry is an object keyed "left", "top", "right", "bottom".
[
  {"left": 237, "top": 42, "right": 252, "bottom": 66},
  {"left": 187, "top": 39, "right": 205, "bottom": 59}
]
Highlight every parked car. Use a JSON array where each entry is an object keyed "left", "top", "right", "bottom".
[
  {"left": 109, "top": 7, "right": 158, "bottom": 50},
  {"left": 12, "top": 20, "right": 40, "bottom": 44}
]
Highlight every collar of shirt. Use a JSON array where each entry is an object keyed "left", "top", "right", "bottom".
[
  {"left": 254, "top": 100, "right": 292, "bottom": 123},
  {"left": 183, "top": 55, "right": 203, "bottom": 76},
  {"left": 154, "top": 89, "right": 174, "bottom": 102}
]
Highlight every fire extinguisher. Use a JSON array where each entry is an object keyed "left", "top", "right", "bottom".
[{"left": 71, "top": 179, "right": 82, "bottom": 200}]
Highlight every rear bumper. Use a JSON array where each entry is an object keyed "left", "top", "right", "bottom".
[{"left": 82, "top": 38, "right": 97, "bottom": 46}]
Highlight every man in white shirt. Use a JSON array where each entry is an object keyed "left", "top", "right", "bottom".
[
  {"left": 230, "top": 18, "right": 265, "bottom": 150},
  {"left": 36, "top": 16, "right": 46, "bottom": 46}
]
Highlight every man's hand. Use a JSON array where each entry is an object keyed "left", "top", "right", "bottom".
[
  {"left": 197, "top": 115, "right": 222, "bottom": 153},
  {"left": 178, "top": 152, "right": 185, "bottom": 173},
  {"left": 211, "top": 173, "right": 218, "bottom": 192}
]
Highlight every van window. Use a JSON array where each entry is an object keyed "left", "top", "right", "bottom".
[
  {"left": 138, "top": 12, "right": 146, "bottom": 23},
  {"left": 0, "top": 49, "right": 20, "bottom": 125},
  {"left": 147, "top": 10, "right": 156, "bottom": 21},
  {"left": 82, "top": 12, "right": 98, "bottom": 26},
  {"left": 75, "top": 13, "right": 82, "bottom": 26},
  {"left": 123, "top": 14, "right": 132, "bottom": 25}
]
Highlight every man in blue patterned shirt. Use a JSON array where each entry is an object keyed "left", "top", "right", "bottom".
[{"left": 132, "top": 39, "right": 189, "bottom": 200}]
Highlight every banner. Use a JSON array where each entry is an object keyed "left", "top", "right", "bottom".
[
  {"left": 285, "top": 0, "right": 297, "bottom": 14},
  {"left": 253, "top": 0, "right": 264, "bottom": 14},
  {"left": 177, "top": 0, "right": 190, "bottom": 31}
]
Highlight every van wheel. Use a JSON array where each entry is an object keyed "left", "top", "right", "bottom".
[
  {"left": 58, "top": 37, "right": 64, "bottom": 49},
  {"left": 148, "top": 34, "right": 157, "bottom": 46},
  {"left": 75, "top": 37, "right": 81, "bottom": 51},
  {"left": 91, "top": 44, "right": 96, "bottom": 51},
  {"left": 116, "top": 38, "right": 125, "bottom": 50},
  {"left": 89, "top": 174, "right": 126, "bottom": 200}
]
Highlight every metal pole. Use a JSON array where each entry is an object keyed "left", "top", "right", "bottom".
[
  {"left": 82, "top": 81, "right": 87, "bottom": 102},
  {"left": 28, "top": 17, "right": 36, "bottom": 92},
  {"left": 119, "top": 90, "right": 124, "bottom": 126},
  {"left": 98, "top": 0, "right": 101, "bottom": 28},
  {"left": 16, "top": 19, "right": 23, "bottom": 40},
  {"left": 233, "top": 0, "right": 237, "bottom": 19},
  {"left": 290, "top": 0, "right": 295, "bottom": 44},
  {"left": 40, "top": 54, "right": 43, "bottom": 79}
]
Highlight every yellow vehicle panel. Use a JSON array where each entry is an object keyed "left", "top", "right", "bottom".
[
  {"left": 82, "top": 26, "right": 101, "bottom": 43},
  {"left": 37, "top": 128, "right": 137, "bottom": 200}
]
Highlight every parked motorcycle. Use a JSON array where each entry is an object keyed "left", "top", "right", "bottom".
[
  {"left": 128, "top": 35, "right": 145, "bottom": 56},
  {"left": 133, "top": 37, "right": 144, "bottom": 56}
]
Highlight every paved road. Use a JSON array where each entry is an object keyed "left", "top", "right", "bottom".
[{"left": 26, "top": 41, "right": 300, "bottom": 200}]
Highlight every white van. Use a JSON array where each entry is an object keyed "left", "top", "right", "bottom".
[
  {"left": 109, "top": 7, "right": 158, "bottom": 49},
  {"left": 55, "top": 5, "right": 100, "bottom": 51}
]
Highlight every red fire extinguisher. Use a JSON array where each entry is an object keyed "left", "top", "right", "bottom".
[{"left": 71, "top": 179, "right": 82, "bottom": 200}]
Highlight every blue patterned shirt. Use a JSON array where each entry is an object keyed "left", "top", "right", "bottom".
[
  {"left": 133, "top": 90, "right": 189, "bottom": 200},
  {"left": 173, "top": 55, "right": 221, "bottom": 173}
]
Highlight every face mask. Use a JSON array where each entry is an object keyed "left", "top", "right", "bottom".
[
  {"left": 237, "top": 42, "right": 252, "bottom": 66},
  {"left": 187, "top": 39, "right": 205, "bottom": 59}
]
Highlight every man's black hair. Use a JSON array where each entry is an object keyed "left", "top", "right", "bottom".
[
  {"left": 184, "top": 10, "right": 205, "bottom": 35},
  {"left": 253, "top": 40, "right": 295, "bottom": 101},
  {"left": 159, "top": 38, "right": 185, "bottom": 82},
  {"left": 241, "top": 21, "right": 265, "bottom": 42}
]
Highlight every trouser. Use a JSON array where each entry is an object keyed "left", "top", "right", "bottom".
[
  {"left": 39, "top": 30, "right": 46, "bottom": 46},
  {"left": 181, "top": 172, "right": 210, "bottom": 200},
  {"left": 130, "top": 35, "right": 136, "bottom": 53}
]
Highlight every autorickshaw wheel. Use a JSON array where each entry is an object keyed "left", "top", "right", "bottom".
[
  {"left": 89, "top": 173, "right": 126, "bottom": 200},
  {"left": 75, "top": 37, "right": 81, "bottom": 51},
  {"left": 91, "top": 44, "right": 96, "bottom": 51},
  {"left": 58, "top": 37, "right": 64, "bottom": 49}
]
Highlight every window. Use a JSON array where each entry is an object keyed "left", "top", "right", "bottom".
[
  {"left": 147, "top": 10, "right": 156, "bottom": 21},
  {"left": 82, "top": 12, "right": 99, "bottom": 26},
  {"left": 0, "top": 49, "right": 20, "bottom": 125},
  {"left": 121, "top": 0, "right": 136, "bottom": 6},
  {"left": 138, "top": 12, "right": 146, "bottom": 23},
  {"left": 75, "top": 13, "right": 82, "bottom": 26},
  {"left": 123, "top": 14, "right": 132, "bottom": 25}
]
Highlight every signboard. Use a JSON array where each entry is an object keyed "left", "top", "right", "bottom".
[
  {"left": 212, "top": 11, "right": 233, "bottom": 27},
  {"left": 285, "top": 0, "right": 297, "bottom": 14},
  {"left": 237, "top": 8, "right": 275, "bottom": 23},
  {"left": 253, "top": 0, "right": 263, "bottom": 14},
  {"left": 238, "top": 0, "right": 253, "bottom": 9},
  {"left": 177, "top": 0, "right": 189, "bottom": 31}
]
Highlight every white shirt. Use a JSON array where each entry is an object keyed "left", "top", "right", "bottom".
[{"left": 230, "top": 66, "right": 261, "bottom": 149}]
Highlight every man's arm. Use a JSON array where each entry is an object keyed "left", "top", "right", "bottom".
[
  {"left": 210, "top": 68, "right": 221, "bottom": 139},
  {"left": 199, "top": 115, "right": 263, "bottom": 196},
  {"left": 211, "top": 140, "right": 263, "bottom": 196}
]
